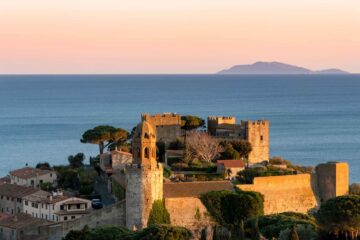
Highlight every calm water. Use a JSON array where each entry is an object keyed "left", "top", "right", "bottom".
[{"left": 0, "top": 75, "right": 359, "bottom": 182}]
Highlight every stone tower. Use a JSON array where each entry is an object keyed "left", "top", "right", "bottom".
[
  {"left": 244, "top": 120, "right": 270, "bottom": 164},
  {"left": 315, "top": 162, "right": 349, "bottom": 202},
  {"left": 125, "top": 120, "right": 163, "bottom": 230}
]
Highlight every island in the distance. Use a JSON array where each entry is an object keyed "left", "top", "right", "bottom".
[{"left": 217, "top": 61, "right": 350, "bottom": 74}]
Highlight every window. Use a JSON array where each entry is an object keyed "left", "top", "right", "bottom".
[
  {"left": 64, "top": 216, "right": 68, "bottom": 221},
  {"left": 53, "top": 215, "right": 54, "bottom": 221},
  {"left": 71, "top": 216, "right": 75, "bottom": 219},
  {"left": 260, "top": 135, "right": 263, "bottom": 141},
  {"left": 50, "top": 173, "right": 52, "bottom": 177},
  {"left": 25, "top": 201, "right": 28, "bottom": 206},
  {"left": 60, "top": 205, "right": 64, "bottom": 210},
  {"left": 40, "top": 180, "right": 43, "bottom": 184},
  {"left": 144, "top": 147, "right": 149, "bottom": 159},
  {"left": 77, "top": 204, "right": 81, "bottom": 209},
  {"left": 31, "top": 180, "right": 34, "bottom": 185}
]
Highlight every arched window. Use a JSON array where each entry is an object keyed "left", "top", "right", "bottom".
[
  {"left": 144, "top": 133, "right": 150, "bottom": 139},
  {"left": 144, "top": 147, "right": 150, "bottom": 159}
]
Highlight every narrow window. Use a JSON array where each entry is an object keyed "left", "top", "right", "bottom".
[{"left": 144, "top": 147, "right": 149, "bottom": 159}]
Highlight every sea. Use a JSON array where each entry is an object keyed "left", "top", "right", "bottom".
[{"left": 0, "top": 75, "right": 359, "bottom": 182}]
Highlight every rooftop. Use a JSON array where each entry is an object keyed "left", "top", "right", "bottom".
[
  {"left": 217, "top": 160, "right": 245, "bottom": 168},
  {"left": 0, "top": 183, "right": 39, "bottom": 198},
  {"left": 0, "top": 213, "right": 48, "bottom": 229},
  {"left": 9, "top": 167, "right": 54, "bottom": 180},
  {"left": 0, "top": 176, "right": 10, "bottom": 185},
  {"left": 163, "top": 181, "right": 233, "bottom": 198}
]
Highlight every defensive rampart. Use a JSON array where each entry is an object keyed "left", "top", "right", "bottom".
[{"left": 237, "top": 174, "right": 319, "bottom": 214}]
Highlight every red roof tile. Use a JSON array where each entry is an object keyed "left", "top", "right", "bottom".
[
  {"left": 163, "top": 181, "right": 233, "bottom": 198},
  {"left": 217, "top": 160, "right": 245, "bottom": 168}
]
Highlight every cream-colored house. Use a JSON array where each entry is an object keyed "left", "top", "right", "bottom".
[
  {"left": 9, "top": 167, "right": 57, "bottom": 188},
  {"left": 22, "top": 191, "right": 92, "bottom": 222},
  {"left": 216, "top": 160, "right": 245, "bottom": 179}
]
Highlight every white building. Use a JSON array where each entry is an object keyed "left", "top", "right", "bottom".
[
  {"left": 0, "top": 184, "right": 92, "bottom": 223},
  {"left": 23, "top": 191, "right": 92, "bottom": 222},
  {"left": 9, "top": 167, "right": 57, "bottom": 188}
]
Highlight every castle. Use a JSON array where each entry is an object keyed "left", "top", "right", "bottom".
[
  {"left": 207, "top": 116, "right": 270, "bottom": 164},
  {"left": 36, "top": 113, "right": 349, "bottom": 239}
]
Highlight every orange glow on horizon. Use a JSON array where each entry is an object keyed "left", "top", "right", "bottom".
[{"left": 0, "top": 0, "right": 359, "bottom": 74}]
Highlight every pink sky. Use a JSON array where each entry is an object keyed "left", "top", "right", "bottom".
[{"left": 0, "top": 0, "right": 359, "bottom": 74}]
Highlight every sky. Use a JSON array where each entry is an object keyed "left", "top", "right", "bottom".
[{"left": 0, "top": 0, "right": 359, "bottom": 74}]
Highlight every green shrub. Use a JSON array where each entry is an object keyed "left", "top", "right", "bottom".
[
  {"left": 112, "top": 179, "right": 126, "bottom": 200},
  {"left": 316, "top": 195, "right": 360, "bottom": 238},
  {"left": 200, "top": 190, "right": 264, "bottom": 227},
  {"left": 134, "top": 224, "right": 192, "bottom": 240},
  {"left": 237, "top": 166, "right": 296, "bottom": 184},
  {"left": 250, "top": 212, "right": 317, "bottom": 239},
  {"left": 148, "top": 200, "right": 171, "bottom": 226},
  {"left": 163, "top": 167, "right": 172, "bottom": 179},
  {"left": 279, "top": 224, "right": 317, "bottom": 240},
  {"left": 64, "top": 225, "right": 192, "bottom": 240},
  {"left": 221, "top": 144, "right": 240, "bottom": 160}
]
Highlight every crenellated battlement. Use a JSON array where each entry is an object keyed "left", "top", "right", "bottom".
[{"left": 141, "top": 113, "right": 181, "bottom": 126}]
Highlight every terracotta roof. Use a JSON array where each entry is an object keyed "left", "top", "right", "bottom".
[
  {"left": 163, "top": 181, "right": 234, "bottom": 198},
  {"left": 22, "top": 190, "right": 51, "bottom": 202},
  {"left": 217, "top": 160, "right": 245, "bottom": 168},
  {"left": 0, "top": 213, "right": 48, "bottom": 229},
  {"left": 0, "top": 176, "right": 10, "bottom": 185},
  {"left": 9, "top": 167, "right": 54, "bottom": 180},
  {"left": 0, "top": 213, "right": 11, "bottom": 221},
  {"left": 45, "top": 195, "right": 69, "bottom": 204},
  {"left": 0, "top": 184, "right": 39, "bottom": 198}
]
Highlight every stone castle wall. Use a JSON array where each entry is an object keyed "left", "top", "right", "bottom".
[
  {"left": 237, "top": 174, "right": 319, "bottom": 214},
  {"left": 125, "top": 164, "right": 163, "bottom": 230},
  {"left": 141, "top": 113, "right": 182, "bottom": 146},
  {"left": 141, "top": 113, "right": 181, "bottom": 126},
  {"left": 245, "top": 120, "right": 270, "bottom": 164},
  {"left": 164, "top": 197, "right": 213, "bottom": 238}
]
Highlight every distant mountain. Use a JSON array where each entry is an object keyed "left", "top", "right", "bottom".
[{"left": 217, "top": 62, "right": 350, "bottom": 75}]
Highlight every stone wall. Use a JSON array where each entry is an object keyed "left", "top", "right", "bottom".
[
  {"left": 164, "top": 197, "right": 212, "bottom": 237},
  {"left": 141, "top": 113, "right": 181, "bottom": 126},
  {"left": 125, "top": 164, "right": 163, "bottom": 230},
  {"left": 316, "top": 162, "right": 349, "bottom": 201},
  {"left": 245, "top": 120, "right": 270, "bottom": 164},
  {"left": 237, "top": 174, "right": 319, "bottom": 214}
]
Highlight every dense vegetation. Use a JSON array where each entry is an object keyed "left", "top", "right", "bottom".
[
  {"left": 236, "top": 166, "right": 296, "bottom": 184},
  {"left": 316, "top": 195, "right": 360, "bottom": 239},
  {"left": 200, "top": 189, "right": 264, "bottom": 239},
  {"left": 64, "top": 224, "right": 192, "bottom": 240},
  {"left": 251, "top": 212, "right": 318, "bottom": 239},
  {"left": 81, "top": 125, "right": 129, "bottom": 154},
  {"left": 147, "top": 200, "right": 171, "bottom": 226}
]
